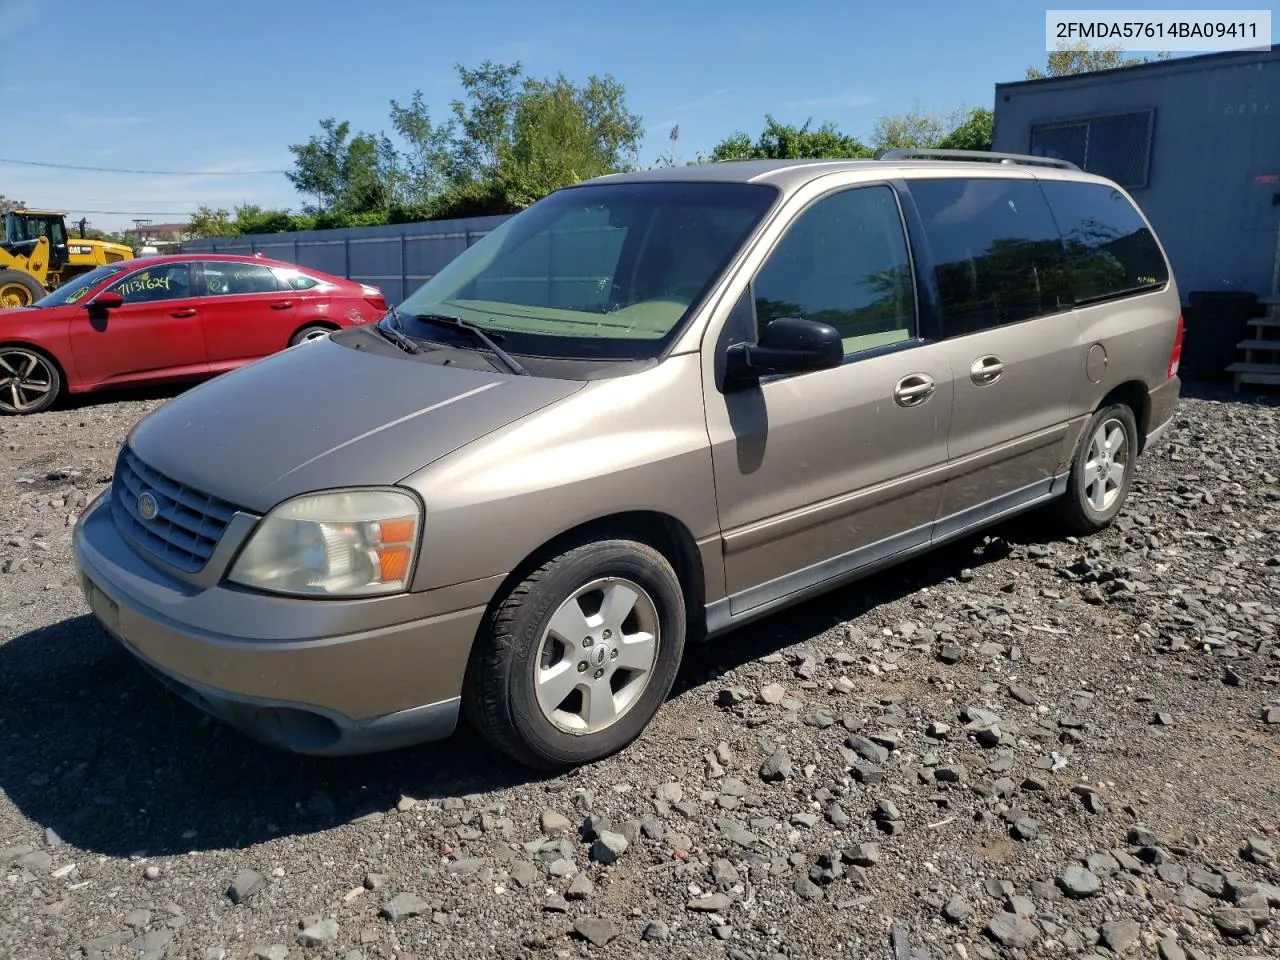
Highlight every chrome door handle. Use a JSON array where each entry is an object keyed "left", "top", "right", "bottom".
[
  {"left": 894, "top": 373, "right": 935, "bottom": 407},
  {"left": 970, "top": 355, "right": 1004, "bottom": 385}
]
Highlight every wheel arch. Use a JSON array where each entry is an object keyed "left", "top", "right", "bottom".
[
  {"left": 0, "top": 340, "right": 69, "bottom": 385},
  {"left": 289, "top": 320, "right": 340, "bottom": 344},
  {"left": 479, "top": 510, "right": 708, "bottom": 641},
  {"left": 1099, "top": 380, "right": 1151, "bottom": 438},
  {"left": 0, "top": 340, "right": 68, "bottom": 410},
  {"left": 1066, "top": 379, "right": 1151, "bottom": 465}
]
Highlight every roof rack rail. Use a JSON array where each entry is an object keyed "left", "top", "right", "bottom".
[{"left": 874, "top": 148, "right": 1081, "bottom": 171}]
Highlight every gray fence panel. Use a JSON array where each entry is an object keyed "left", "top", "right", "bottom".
[{"left": 180, "top": 214, "right": 513, "bottom": 304}]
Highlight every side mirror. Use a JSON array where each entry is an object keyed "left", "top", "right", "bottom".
[
  {"left": 90, "top": 290, "right": 124, "bottom": 310},
  {"left": 724, "top": 316, "right": 844, "bottom": 387}
]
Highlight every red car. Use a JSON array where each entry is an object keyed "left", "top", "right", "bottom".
[{"left": 0, "top": 254, "right": 387, "bottom": 415}]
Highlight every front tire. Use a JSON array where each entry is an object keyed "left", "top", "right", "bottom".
[
  {"left": 0, "top": 346, "right": 61, "bottom": 415},
  {"left": 1051, "top": 403, "right": 1138, "bottom": 535},
  {"left": 463, "top": 540, "right": 686, "bottom": 770}
]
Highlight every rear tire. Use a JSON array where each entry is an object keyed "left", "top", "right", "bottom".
[
  {"left": 1050, "top": 402, "right": 1138, "bottom": 535},
  {"left": 463, "top": 539, "right": 686, "bottom": 770},
  {"left": 289, "top": 324, "right": 333, "bottom": 347},
  {"left": 0, "top": 271, "right": 45, "bottom": 309},
  {"left": 0, "top": 345, "right": 62, "bottom": 415}
]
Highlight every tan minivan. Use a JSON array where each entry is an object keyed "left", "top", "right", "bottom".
[{"left": 73, "top": 150, "right": 1183, "bottom": 769}]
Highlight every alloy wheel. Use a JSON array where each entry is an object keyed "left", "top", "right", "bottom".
[
  {"left": 1083, "top": 417, "right": 1129, "bottom": 512},
  {"left": 0, "top": 349, "right": 56, "bottom": 414},
  {"left": 533, "top": 576, "right": 660, "bottom": 734}
]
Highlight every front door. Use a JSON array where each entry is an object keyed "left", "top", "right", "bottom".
[
  {"left": 703, "top": 182, "right": 955, "bottom": 613},
  {"left": 68, "top": 261, "right": 209, "bottom": 387},
  {"left": 905, "top": 175, "right": 1085, "bottom": 523}
]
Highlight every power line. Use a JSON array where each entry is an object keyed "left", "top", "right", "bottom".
[
  {"left": 0, "top": 157, "right": 288, "bottom": 176},
  {"left": 28, "top": 197, "right": 203, "bottom": 205},
  {"left": 61, "top": 208, "right": 197, "bottom": 216}
]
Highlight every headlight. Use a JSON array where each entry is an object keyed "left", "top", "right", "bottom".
[{"left": 228, "top": 489, "right": 422, "bottom": 597}]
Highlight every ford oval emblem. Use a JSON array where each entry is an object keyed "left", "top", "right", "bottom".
[{"left": 137, "top": 491, "right": 159, "bottom": 521}]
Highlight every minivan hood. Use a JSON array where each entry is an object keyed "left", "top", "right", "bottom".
[{"left": 125, "top": 337, "right": 583, "bottom": 513}]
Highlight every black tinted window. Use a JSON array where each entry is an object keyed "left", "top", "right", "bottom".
[
  {"left": 909, "top": 177, "right": 1071, "bottom": 337},
  {"left": 754, "top": 184, "right": 916, "bottom": 356},
  {"left": 1039, "top": 180, "right": 1168, "bottom": 303}
]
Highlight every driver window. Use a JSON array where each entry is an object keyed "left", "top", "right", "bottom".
[
  {"left": 111, "top": 264, "right": 192, "bottom": 305},
  {"left": 753, "top": 184, "right": 917, "bottom": 357}
]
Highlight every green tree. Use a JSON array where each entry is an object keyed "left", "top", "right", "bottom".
[
  {"left": 1027, "top": 41, "right": 1171, "bottom": 78},
  {"left": 937, "top": 107, "right": 994, "bottom": 152},
  {"left": 187, "top": 204, "right": 235, "bottom": 238},
  {"left": 448, "top": 60, "right": 525, "bottom": 185},
  {"left": 870, "top": 104, "right": 968, "bottom": 152},
  {"left": 286, "top": 118, "right": 351, "bottom": 212},
  {"left": 230, "top": 204, "right": 299, "bottom": 235},
  {"left": 710, "top": 115, "right": 872, "bottom": 161},
  {"left": 282, "top": 61, "right": 644, "bottom": 225},
  {"left": 388, "top": 89, "right": 455, "bottom": 206},
  {"left": 495, "top": 72, "right": 644, "bottom": 209}
]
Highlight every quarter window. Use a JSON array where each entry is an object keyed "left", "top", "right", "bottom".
[
  {"left": 909, "top": 177, "right": 1072, "bottom": 337},
  {"left": 1038, "top": 180, "right": 1168, "bottom": 304},
  {"left": 110, "top": 264, "right": 192, "bottom": 304},
  {"left": 753, "top": 184, "right": 917, "bottom": 356},
  {"left": 202, "top": 263, "right": 281, "bottom": 296},
  {"left": 271, "top": 267, "right": 324, "bottom": 290}
]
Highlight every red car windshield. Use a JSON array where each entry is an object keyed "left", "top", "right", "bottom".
[{"left": 34, "top": 264, "right": 129, "bottom": 308}]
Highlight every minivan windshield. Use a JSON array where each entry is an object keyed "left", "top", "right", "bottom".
[
  {"left": 33, "top": 263, "right": 128, "bottom": 307},
  {"left": 397, "top": 180, "right": 779, "bottom": 361}
]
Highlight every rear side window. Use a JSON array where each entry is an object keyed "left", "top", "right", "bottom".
[
  {"left": 1038, "top": 180, "right": 1169, "bottom": 304},
  {"left": 203, "top": 263, "right": 282, "bottom": 296},
  {"left": 908, "top": 177, "right": 1071, "bottom": 337}
]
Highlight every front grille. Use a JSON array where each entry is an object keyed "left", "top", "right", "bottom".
[{"left": 110, "top": 445, "right": 238, "bottom": 573}]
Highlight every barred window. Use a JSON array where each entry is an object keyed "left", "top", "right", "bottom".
[{"left": 1029, "top": 110, "right": 1153, "bottom": 189}]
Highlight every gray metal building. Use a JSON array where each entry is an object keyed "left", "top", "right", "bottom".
[{"left": 992, "top": 45, "right": 1280, "bottom": 301}]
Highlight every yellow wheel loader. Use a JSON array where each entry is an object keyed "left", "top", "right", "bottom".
[{"left": 0, "top": 209, "right": 134, "bottom": 308}]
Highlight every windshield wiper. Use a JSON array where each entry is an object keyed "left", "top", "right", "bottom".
[
  {"left": 375, "top": 304, "right": 421, "bottom": 354},
  {"left": 407, "top": 312, "right": 529, "bottom": 376}
]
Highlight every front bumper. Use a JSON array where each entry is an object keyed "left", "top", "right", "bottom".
[{"left": 72, "top": 491, "right": 495, "bottom": 756}]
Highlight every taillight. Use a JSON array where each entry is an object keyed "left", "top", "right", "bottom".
[
  {"left": 361, "top": 284, "right": 386, "bottom": 313},
  {"left": 1168, "top": 313, "right": 1184, "bottom": 378}
]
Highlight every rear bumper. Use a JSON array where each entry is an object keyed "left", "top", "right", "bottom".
[
  {"left": 72, "top": 490, "right": 492, "bottom": 756},
  {"left": 1142, "top": 375, "right": 1181, "bottom": 453}
]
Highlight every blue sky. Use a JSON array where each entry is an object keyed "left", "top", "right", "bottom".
[{"left": 0, "top": 0, "right": 1203, "bottom": 231}]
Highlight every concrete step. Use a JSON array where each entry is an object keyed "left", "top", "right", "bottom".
[{"left": 1227, "top": 362, "right": 1280, "bottom": 390}]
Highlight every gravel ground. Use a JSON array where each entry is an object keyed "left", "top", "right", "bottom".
[{"left": 2, "top": 381, "right": 1279, "bottom": 960}]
